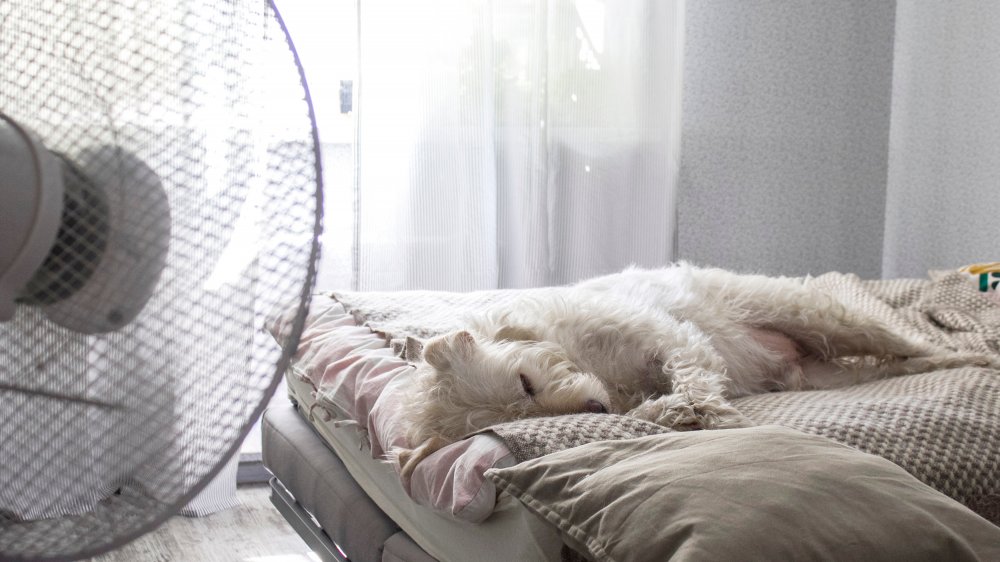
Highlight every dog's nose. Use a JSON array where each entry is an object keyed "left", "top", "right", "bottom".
[{"left": 584, "top": 399, "right": 608, "bottom": 414}]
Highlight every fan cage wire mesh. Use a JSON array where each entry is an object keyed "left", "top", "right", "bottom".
[{"left": 0, "top": 0, "right": 323, "bottom": 559}]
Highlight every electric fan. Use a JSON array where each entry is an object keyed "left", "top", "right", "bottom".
[{"left": 0, "top": 0, "right": 322, "bottom": 560}]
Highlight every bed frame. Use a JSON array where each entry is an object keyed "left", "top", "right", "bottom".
[
  {"left": 269, "top": 475, "right": 348, "bottom": 562},
  {"left": 262, "top": 400, "right": 438, "bottom": 562}
]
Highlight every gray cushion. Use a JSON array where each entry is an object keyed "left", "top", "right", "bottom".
[{"left": 263, "top": 403, "right": 402, "bottom": 562}]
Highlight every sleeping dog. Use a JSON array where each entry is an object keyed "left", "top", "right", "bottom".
[{"left": 395, "top": 263, "right": 996, "bottom": 477}]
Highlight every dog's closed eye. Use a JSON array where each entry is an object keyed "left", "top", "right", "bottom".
[{"left": 519, "top": 373, "right": 535, "bottom": 397}]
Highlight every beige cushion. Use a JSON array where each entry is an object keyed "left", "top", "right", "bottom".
[{"left": 486, "top": 426, "right": 1000, "bottom": 562}]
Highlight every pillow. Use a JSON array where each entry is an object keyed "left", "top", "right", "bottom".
[
  {"left": 268, "top": 295, "right": 516, "bottom": 522},
  {"left": 486, "top": 426, "right": 1000, "bottom": 562}
]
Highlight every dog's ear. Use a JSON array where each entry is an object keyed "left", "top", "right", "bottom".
[
  {"left": 422, "top": 330, "right": 477, "bottom": 371},
  {"left": 494, "top": 325, "right": 539, "bottom": 342}
]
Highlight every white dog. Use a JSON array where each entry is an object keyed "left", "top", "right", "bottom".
[{"left": 396, "top": 263, "right": 994, "bottom": 476}]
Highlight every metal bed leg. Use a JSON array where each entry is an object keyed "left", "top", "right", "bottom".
[{"left": 268, "top": 476, "right": 350, "bottom": 562}]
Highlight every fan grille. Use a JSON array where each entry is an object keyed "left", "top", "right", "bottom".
[{"left": 0, "top": 1, "right": 321, "bottom": 559}]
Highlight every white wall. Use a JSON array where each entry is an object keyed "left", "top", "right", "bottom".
[
  {"left": 678, "top": 0, "right": 897, "bottom": 277},
  {"left": 883, "top": 2, "right": 1000, "bottom": 278}
]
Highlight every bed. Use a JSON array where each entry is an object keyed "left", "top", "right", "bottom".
[{"left": 262, "top": 269, "right": 1000, "bottom": 562}]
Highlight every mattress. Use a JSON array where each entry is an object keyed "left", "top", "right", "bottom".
[{"left": 276, "top": 312, "right": 564, "bottom": 562}]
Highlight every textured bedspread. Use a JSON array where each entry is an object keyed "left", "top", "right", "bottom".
[
  {"left": 738, "top": 271, "right": 1000, "bottom": 522},
  {"left": 327, "top": 270, "right": 1000, "bottom": 525}
]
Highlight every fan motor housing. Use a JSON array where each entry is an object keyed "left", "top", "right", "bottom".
[
  {"left": 17, "top": 153, "right": 110, "bottom": 307},
  {"left": 0, "top": 115, "right": 162, "bottom": 334},
  {"left": 0, "top": 115, "right": 65, "bottom": 320}
]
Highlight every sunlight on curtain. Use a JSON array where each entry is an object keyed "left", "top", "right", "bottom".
[
  {"left": 356, "top": 0, "right": 685, "bottom": 291},
  {"left": 280, "top": 0, "right": 685, "bottom": 292}
]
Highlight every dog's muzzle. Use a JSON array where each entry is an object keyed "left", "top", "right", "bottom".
[{"left": 584, "top": 399, "right": 608, "bottom": 414}]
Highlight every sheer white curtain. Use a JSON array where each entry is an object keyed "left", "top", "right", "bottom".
[{"left": 344, "top": 0, "right": 685, "bottom": 291}]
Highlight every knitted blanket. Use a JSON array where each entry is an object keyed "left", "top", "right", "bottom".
[
  {"left": 736, "top": 271, "right": 1000, "bottom": 523},
  {"left": 331, "top": 271, "right": 1000, "bottom": 524}
]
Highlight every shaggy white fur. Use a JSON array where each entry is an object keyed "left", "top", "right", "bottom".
[{"left": 396, "top": 263, "right": 996, "bottom": 476}]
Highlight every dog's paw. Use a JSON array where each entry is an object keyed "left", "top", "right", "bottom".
[
  {"left": 396, "top": 437, "right": 452, "bottom": 479},
  {"left": 702, "top": 409, "right": 755, "bottom": 429},
  {"left": 393, "top": 448, "right": 413, "bottom": 473},
  {"left": 628, "top": 395, "right": 753, "bottom": 431},
  {"left": 627, "top": 395, "right": 700, "bottom": 430}
]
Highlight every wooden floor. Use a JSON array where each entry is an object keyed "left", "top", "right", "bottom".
[{"left": 88, "top": 484, "right": 317, "bottom": 562}]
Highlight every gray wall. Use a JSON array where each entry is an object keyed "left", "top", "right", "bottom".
[
  {"left": 882, "top": 2, "right": 1000, "bottom": 278},
  {"left": 678, "top": 1, "right": 897, "bottom": 277}
]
